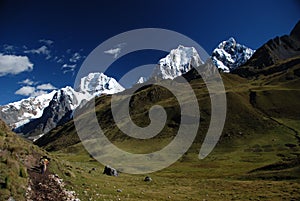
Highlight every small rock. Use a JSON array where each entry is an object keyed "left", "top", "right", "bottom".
[
  {"left": 7, "top": 197, "right": 15, "bottom": 201},
  {"left": 117, "top": 189, "right": 122, "bottom": 193},
  {"left": 65, "top": 170, "right": 76, "bottom": 178},
  {"left": 144, "top": 176, "right": 152, "bottom": 182}
]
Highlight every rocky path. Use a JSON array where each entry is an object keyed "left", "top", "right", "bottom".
[{"left": 25, "top": 154, "right": 79, "bottom": 201}]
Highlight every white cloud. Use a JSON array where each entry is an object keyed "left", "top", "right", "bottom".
[
  {"left": 104, "top": 43, "right": 126, "bottom": 59},
  {"left": 0, "top": 54, "right": 33, "bottom": 76},
  {"left": 24, "top": 45, "right": 51, "bottom": 59},
  {"left": 39, "top": 39, "right": 54, "bottom": 46},
  {"left": 15, "top": 86, "right": 36, "bottom": 96},
  {"left": 69, "top": 52, "right": 82, "bottom": 63},
  {"left": 104, "top": 47, "right": 121, "bottom": 59},
  {"left": 36, "top": 83, "right": 57, "bottom": 90},
  {"left": 62, "top": 63, "right": 77, "bottom": 74},
  {"left": 19, "top": 78, "right": 35, "bottom": 86},
  {"left": 15, "top": 82, "right": 57, "bottom": 97}
]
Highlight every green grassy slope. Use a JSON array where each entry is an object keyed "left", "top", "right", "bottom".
[
  {"left": 0, "top": 120, "right": 39, "bottom": 200},
  {"left": 0, "top": 120, "right": 72, "bottom": 200},
  {"left": 33, "top": 57, "right": 300, "bottom": 200}
]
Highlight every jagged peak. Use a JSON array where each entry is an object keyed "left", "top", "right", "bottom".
[
  {"left": 212, "top": 37, "right": 255, "bottom": 72},
  {"left": 152, "top": 45, "right": 204, "bottom": 80},
  {"left": 290, "top": 20, "right": 300, "bottom": 41}
]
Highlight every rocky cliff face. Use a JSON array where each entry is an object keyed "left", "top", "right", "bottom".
[
  {"left": 243, "top": 21, "right": 300, "bottom": 69},
  {"left": 233, "top": 20, "right": 300, "bottom": 77}
]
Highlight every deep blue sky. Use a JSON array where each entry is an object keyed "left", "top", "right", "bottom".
[{"left": 0, "top": 0, "right": 299, "bottom": 105}]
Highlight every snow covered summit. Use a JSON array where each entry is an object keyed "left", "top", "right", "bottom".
[
  {"left": 79, "top": 72, "right": 125, "bottom": 95},
  {"left": 212, "top": 37, "right": 255, "bottom": 72},
  {"left": 0, "top": 72, "right": 124, "bottom": 133},
  {"left": 152, "top": 45, "right": 204, "bottom": 79},
  {"left": 0, "top": 91, "right": 57, "bottom": 129}
]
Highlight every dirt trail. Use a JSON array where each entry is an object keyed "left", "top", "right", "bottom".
[{"left": 25, "top": 153, "right": 79, "bottom": 201}]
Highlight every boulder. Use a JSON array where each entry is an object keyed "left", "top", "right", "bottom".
[
  {"left": 103, "top": 165, "right": 118, "bottom": 176},
  {"left": 144, "top": 176, "right": 152, "bottom": 182}
]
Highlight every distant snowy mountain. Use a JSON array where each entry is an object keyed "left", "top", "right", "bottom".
[
  {"left": 16, "top": 72, "right": 124, "bottom": 138},
  {"left": 151, "top": 45, "right": 204, "bottom": 79},
  {"left": 79, "top": 72, "right": 125, "bottom": 95},
  {"left": 0, "top": 72, "right": 124, "bottom": 139},
  {"left": 212, "top": 37, "right": 255, "bottom": 72},
  {"left": 16, "top": 86, "right": 90, "bottom": 140},
  {"left": 0, "top": 91, "right": 56, "bottom": 129},
  {"left": 136, "top": 76, "right": 147, "bottom": 84}
]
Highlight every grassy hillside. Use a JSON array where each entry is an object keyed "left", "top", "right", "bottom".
[
  {"left": 0, "top": 120, "right": 73, "bottom": 200},
  {"left": 0, "top": 120, "right": 37, "bottom": 200},
  {"left": 33, "top": 57, "right": 300, "bottom": 200}
]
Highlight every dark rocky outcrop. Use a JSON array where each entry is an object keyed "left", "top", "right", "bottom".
[
  {"left": 16, "top": 89, "right": 75, "bottom": 139},
  {"left": 233, "top": 20, "right": 300, "bottom": 77}
]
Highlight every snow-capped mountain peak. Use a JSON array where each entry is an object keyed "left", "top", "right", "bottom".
[
  {"left": 0, "top": 90, "right": 57, "bottom": 129},
  {"left": 79, "top": 72, "right": 125, "bottom": 95},
  {"left": 136, "top": 76, "right": 147, "bottom": 84},
  {"left": 151, "top": 45, "right": 204, "bottom": 80},
  {"left": 212, "top": 37, "right": 255, "bottom": 72},
  {"left": 52, "top": 86, "right": 90, "bottom": 110},
  {"left": 16, "top": 72, "right": 125, "bottom": 138},
  {"left": 0, "top": 72, "right": 124, "bottom": 133}
]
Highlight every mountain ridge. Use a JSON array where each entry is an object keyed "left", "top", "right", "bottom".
[
  {"left": 234, "top": 20, "right": 300, "bottom": 77},
  {"left": 10, "top": 72, "right": 125, "bottom": 139}
]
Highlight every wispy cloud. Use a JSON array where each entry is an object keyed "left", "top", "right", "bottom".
[
  {"left": 0, "top": 53, "right": 33, "bottom": 77},
  {"left": 3, "top": 44, "right": 14, "bottom": 51},
  {"left": 24, "top": 45, "right": 52, "bottom": 59},
  {"left": 104, "top": 43, "right": 126, "bottom": 59},
  {"left": 104, "top": 47, "right": 121, "bottom": 59},
  {"left": 69, "top": 52, "right": 82, "bottom": 63},
  {"left": 56, "top": 58, "right": 64, "bottom": 63},
  {"left": 24, "top": 45, "right": 49, "bottom": 54},
  {"left": 39, "top": 39, "right": 54, "bottom": 46},
  {"left": 60, "top": 50, "right": 85, "bottom": 75},
  {"left": 18, "top": 78, "right": 36, "bottom": 86},
  {"left": 2, "top": 44, "right": 19, "bottom": 54},
  {"left": 62, "top": 63, "right": 77, "bottom": 74},
  {"left": 36, "top": 83, "right": 57, "bottom": 90}
]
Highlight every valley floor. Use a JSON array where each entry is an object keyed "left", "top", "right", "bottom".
[{"left": 49, "top": 134, "right": 300, "bottom": 201}]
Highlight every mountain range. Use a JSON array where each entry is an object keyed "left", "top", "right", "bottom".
[
  {"left": 0, "top": 73, "right": 124, "bottom": 139},
  {"left": 0, "top": 34, "right": 278, "bottom": 140}
]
